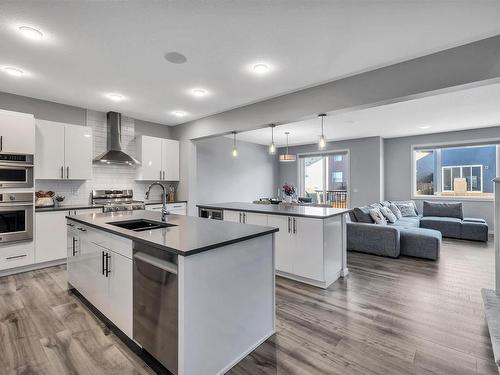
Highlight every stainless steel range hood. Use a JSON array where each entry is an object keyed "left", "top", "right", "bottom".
[{"left": 93, "top": 112, "right": 140, "bottom": 165}]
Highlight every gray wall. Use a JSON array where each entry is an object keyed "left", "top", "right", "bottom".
[
  {"left": 278, "top": 136, "right": 384, "bottom": 208},
  {"left": 172, "top": 35, "right": 500, "bottom": 207},
  {"left": 196, "top": 137, "right": 278, "bottom": 204},
  {"left": 385, "top": 125, "right": 500, "bottom": 229}
]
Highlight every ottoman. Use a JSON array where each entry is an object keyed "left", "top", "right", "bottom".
[
  {"left": 399, "top": 228, "right": 441, "bottom": 260},
  {"left": 461, "top": 218, "right": 489, "bottom": 242},
  {"left": 420, "top": 216, "right": 461, "bottom": 239}
]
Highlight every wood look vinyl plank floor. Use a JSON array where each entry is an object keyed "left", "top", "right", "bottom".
[{"left": 0, "top": 238, "right": 496, "bottom": 374}]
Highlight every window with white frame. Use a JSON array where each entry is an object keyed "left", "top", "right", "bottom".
[
  {"left": 442, "top": 165, "right": 482, "bottom": 192},
  {"left": 413, "top": 143, "right": 497, "bottom": 198}
]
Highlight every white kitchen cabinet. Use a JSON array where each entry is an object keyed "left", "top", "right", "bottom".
[
  {"left": 0, "top": 241, "right": 34, "bottom": 271},
  {"left": 136, "top": 136, "right": 179, "bottom": 181},
  {"left": 223, "top": 210, "right": 267, "bottom": 225},
  {"left": 0, "top": 109, "right": 35, "bottom": 154},
  {"left": 35, "top": 120, "right": 92, "bottom": 180},
  {"left": 267, "top": 215, "right": 294, "bottom": 274},
  {"left": 35, "top": 121, "right": 65, "bottom": 179},
  {"left": 293, "top": 217, "right": 324, "bottom": 281},
  {"left": 223, "top": 210, "right": 241, "bottom": 223},
  {"left": 35, "top": 211, "right": 68, "bottom": 263},
  {"left": 64, "top": 125, "right": 93, "bottom": 180},
  {"left": 36, "top": 207, "right": 103, "bottom": 264},
  {"left": 67, "top": 222, "right": 133, "bottom": 337},
  {"left": 146, "top": 202, "right": 187, "bottom": 215},
  {"left": 106, "top": 250, "right": 133, "bottom": 337}
]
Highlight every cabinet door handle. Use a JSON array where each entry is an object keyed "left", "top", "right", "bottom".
[
  {"left": 105, "top": 253, "right": 111, "bottom": 277},
  {"left": 72, "top": 237, "right": 77, "bottom": 256},
  {"left": 293, "top": 218, "right": 296, "bottom": 234},
  {"left": 6, "top": 254, "right": 27, "bottom": 260},
  {"left": 66, "top": 223, "right": 74, "bottom": 227},
  {"left": 61, "top": 166, "right": 64, "bottom": 179},
  {"left": 243, "top": 213, "right": 246, "bottom": 223},
  {"left": 239, "top": 212, "right": 242, "bottom": 223},
  {"left": 162, "top": 170, "right": 165, "bottom": 180},
  {"left": 67, "top": 166, "right": 69, "bottom": 179},
  {"left": 77, "top": 227, "right": 86, "bottom": 232},
  {"left": 102, "top": 251, "right": 106, "bottom": 275},
  {"left": 288, "top": 217, "right": 291, "bottom": 233},
  {"left": 160, "top": 170, "right": 162, "bottom": 179},
  {"left": 0, "top": 136, "right": 2, "bottom": 151}
]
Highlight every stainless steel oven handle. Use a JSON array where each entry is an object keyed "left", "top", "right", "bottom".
[
  {"left": 0, "top": 162, "right": 34, "bottom": 168},
  {"left": 134, "top": 252, "right": 178, "bottom": 275}
]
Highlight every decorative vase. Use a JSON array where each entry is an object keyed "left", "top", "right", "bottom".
[{"left": 284, "top": 195, "right": 292, "bottom": 203}]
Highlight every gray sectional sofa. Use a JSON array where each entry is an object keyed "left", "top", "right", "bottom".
[{"left": 347, "top": 200, "right": 488, "bottom": 260}]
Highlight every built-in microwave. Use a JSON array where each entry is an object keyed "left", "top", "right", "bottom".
[
  {"left": 0, "top": 192, "right": 34, "bottom": 244},
  {"left": 0, "top": 154, "right": 34, "bottom": 189}
]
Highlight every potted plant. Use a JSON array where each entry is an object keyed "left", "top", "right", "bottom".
[{"left": 282, "top": 183, "right": 296, "bottom": 203}]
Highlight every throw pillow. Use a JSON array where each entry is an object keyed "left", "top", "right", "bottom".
[
  {"left": 353, "top": 206, "right": 374, "bottom": 223},
  {"left": 369, "top": 208, "right": 387, "bottom": 225},
  {"left": 393, "top": 200, "right": 419, "bottom": 215},
  {"left": 398, "top": 203, "right": 417, "bottom": 217},
  {"left": 380, "top": 206, "right": 397, "bottom": 223},
  {"left": 388, "top": 203, "right": 402, "bottom": 219}
]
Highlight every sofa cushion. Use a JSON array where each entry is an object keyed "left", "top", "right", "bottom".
[
  {"left": 392, "top": 200, "right": 419, "bottom": 215},
  {"left": 390, "top": 217, "right": 421, "bottom": 228},
  {"left": 399, "top": 228, "right": 441, "bottom": 260},
  {"left": 369, "top": 208, "right": 387, "bottom": 225},
  {"left": 353, "top": 206, "right": 374, "bottom": 223},
  {"left": 388, "top": 203, "right": 402, "bottom": 219},
  {"left": 423, "top": 201, "right": 463, "bottom": 219},
  {"left": 397, "top": 203, "right": 418, "bottom": 217},
  {"left": 461, "top": 221, "right": 489, "bottom": 242},
  {"left": 463, "top": 217, "right": 486, "bottom": 223},
  {"left": 420, "top": 216, "right": 462, "bottom": 238},
  {"left": 380, "top": 206, "right": 397, "bottom": 223},
  {"left": 348, "top": 210, "right": 357, "bottom": 222}
]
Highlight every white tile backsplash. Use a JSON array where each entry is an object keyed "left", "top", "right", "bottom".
[{"left": 35, "top": 110, "right": 177, "bottom": 204}]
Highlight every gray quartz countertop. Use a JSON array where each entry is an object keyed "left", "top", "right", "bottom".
[
  {"left": 36, "top": 204, "right": 104, "bottom": 212},
  {"left": 66, "top": 210, "right": 278, "bottom": 256},
  {"left": 197, "top": 202, "right": 350, "bottom": 219}
]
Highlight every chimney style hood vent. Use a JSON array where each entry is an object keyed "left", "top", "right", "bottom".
[{"left": 93, "top": 112, "right": 140, "bottom": 165}]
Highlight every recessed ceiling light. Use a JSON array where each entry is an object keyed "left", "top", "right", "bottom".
[
  {"left": 19, "top": 26, "right": 43, "bottom": 40},
  {"left": 190, "top": 88, "right": 208, "bottom": 97},
  {"left": 418, "top": 125, "right": 431, "bottom": 129},
  {"left": 2, "top": 66, "right": 24, "bottom": 77},
  {"left": 252, "top": 63, "right": 270, "bottom": 75},
  {"left": 164, "top": 51, "right": 187, "bottom": 64},
  {"left": 172, "top": 110, "right": 187, "bottom": 117},
  {"left": 106, "top": 93, "right": 125, "bottom": 102}
]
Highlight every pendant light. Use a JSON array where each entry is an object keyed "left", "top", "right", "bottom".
[
  {"left": 318, "top": 113, "right": 326, "bottom": 149},
  {"left": 268, "top": 124, "right": 276, "bottom": 155},
  {"left": 279, "top": 132, "right": 296, "bottom": 162},
  {"left": 231, "top": 131, "right": 238, "bottom": 157}
]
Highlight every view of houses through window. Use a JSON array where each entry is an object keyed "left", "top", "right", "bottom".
[
  {"left": 300, "top": 151, "right": 349, "bottom": 207},
  {"left": 414, "top": 144, "right": 497, "bottom": 198}
]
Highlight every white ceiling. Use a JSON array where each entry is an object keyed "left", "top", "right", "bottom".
[
  {"left": 233, "top": 83, "right": 500, "bottom": 146},
  {"left": 1, "top": 1, "right": 500, "bottom": 125}
]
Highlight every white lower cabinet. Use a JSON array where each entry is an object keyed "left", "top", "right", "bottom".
[
  {"left": 67, "top": 222, "right": 133, "bottom": 337},
  {"left": 0, "top": 241, "right": 35, "bottom": 271},
  {"left": 223, "top": 210, "right": 268, "bottom": 225},
  {"left": 293, "top": 217, "right": 324, "bottom": 281},
  {"left": 267, "top": 215, "right": 294, "bottom": 274},
  {"left": 36, "top": 208, "right": 103, "bottom": 264}
]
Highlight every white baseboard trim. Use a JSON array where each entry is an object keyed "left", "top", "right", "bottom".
[
  {"left": 0, "top": 258, "right": 66, "bottom": 277},
  {"left": 276, "top": 270, "right": 339, "bottom": 289},
  {"left": 217, "top": 330, "right": 275, "bottom": 375}
]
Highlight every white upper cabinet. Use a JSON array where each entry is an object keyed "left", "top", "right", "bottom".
[
  {"left": 162, "top": 138, "right": 180, "bottom": 181},
  {"left": 35, "top": 120, "right": 92, "bottom": 180},
  {"left": 136, "top": 135, "right": 179, "bottom": 181},
  {"left": 64, "top": 125, "right": 93, "bottom": 180},
  {"left": 0, "top": 109, "right": 35, "bottom": 154}
]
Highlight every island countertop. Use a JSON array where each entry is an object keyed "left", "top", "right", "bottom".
[
  {"left": 197, "top": 202, "right": 351, "bottom": 219},
  {"left": 66, "top": 210, "right": 278, "bottom": 256}
]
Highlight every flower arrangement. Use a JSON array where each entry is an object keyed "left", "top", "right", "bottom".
[{"left": 282, "top": 183, "right": 296, "bottom": 197}]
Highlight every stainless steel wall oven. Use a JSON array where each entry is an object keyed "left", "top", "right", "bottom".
[{"left": 0, "top": 192, "right": 34, "bottom": 244}]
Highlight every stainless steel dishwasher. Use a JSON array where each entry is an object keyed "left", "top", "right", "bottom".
[{"left": 133, "top": 248, "right": 178, "bottom": 375}]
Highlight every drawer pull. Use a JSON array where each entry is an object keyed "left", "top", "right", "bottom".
[
  {"left": 66, "top": 223, "right": 75, "bottom": 227},
  {"left": 77, "top": 227, "right": 87, "bottom": 232},
  {"left": 6, "top": 254, "right": 27, "bottom": 260}
]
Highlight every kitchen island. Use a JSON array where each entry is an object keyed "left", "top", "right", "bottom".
[
  {"left": 198, "top": 202, "right": 351, "bottom": 288},
  {"left": 66, "top": 210, "right": 277, "bottom": 375}
]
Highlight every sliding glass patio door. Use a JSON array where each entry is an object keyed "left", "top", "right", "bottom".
[{"left": 299, "top": 151, "right": 349, "bottom": 207}]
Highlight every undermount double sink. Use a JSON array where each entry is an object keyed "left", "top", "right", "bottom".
[{"left": 108, "top": 219, "right": 177, "bottom": 232}]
